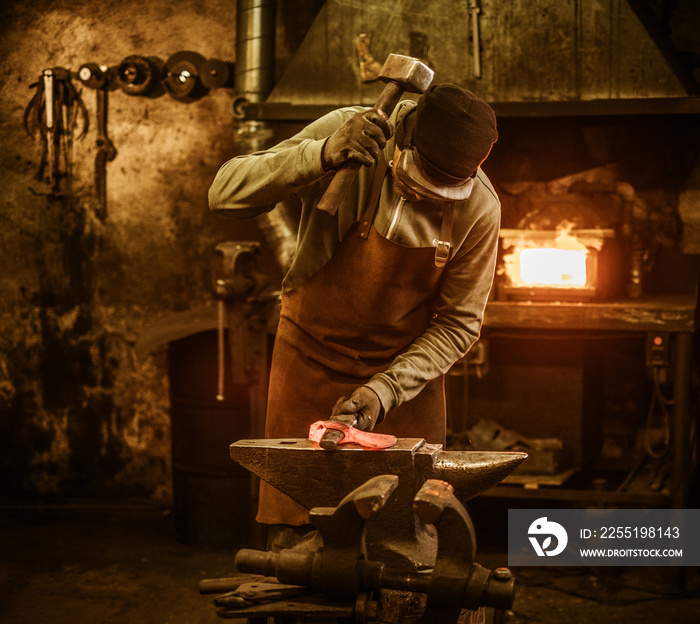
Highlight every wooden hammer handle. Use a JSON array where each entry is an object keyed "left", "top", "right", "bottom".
[
  {"left": 374, "top": 82, "right": 403, "bottom": 118},
  {"left": 316, "top": 162, "right": 360, "bottom": 215},
  {"left": 316, "top": 82, "right": 404, "bottom": 216}
]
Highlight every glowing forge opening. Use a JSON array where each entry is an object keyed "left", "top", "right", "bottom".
[{"left": 504, "top": 228, "right": 591, "bottom": 289}]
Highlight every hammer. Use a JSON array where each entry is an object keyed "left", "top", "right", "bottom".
[
  {"left": 320, "top": 403, "right": 384, "bottom": 451},
  {"left": 316, "top": 53, "right": 434, "bottom": 215}
]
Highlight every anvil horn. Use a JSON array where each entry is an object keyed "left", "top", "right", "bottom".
[{"left": 431, "top": 451, "right": 526, "bottom": 502}]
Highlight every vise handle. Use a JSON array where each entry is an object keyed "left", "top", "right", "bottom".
[{"left": 235, "top": 548, "right": 514, "bottom": 611}]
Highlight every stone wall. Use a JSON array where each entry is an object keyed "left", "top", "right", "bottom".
[{"left": 0, "top": 0, "right": 289, "bottom": 501}]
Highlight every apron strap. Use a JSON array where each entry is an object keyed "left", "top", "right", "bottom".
[
  {"left": 434, "top": 201, "right": 454, "bottom": 268},
  {"left": 357, "top": 153, "right": 388, "bottom": 241},
  {"left": 355, "top": 154, "right": 454, "bottom": 266}
]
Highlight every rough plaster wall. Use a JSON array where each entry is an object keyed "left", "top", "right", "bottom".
[{"left": 0, "top": 0, "right": 281, "bottom": 501}]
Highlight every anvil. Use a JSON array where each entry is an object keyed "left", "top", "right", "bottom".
[{"left": 231, "top": 438, "right": 526, "bottom": 569}]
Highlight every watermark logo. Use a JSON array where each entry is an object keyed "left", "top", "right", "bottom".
[
  {"left": 528, "top": 516, "right": 568, "bottom": 557},
  {"left": 510, "top": 509, "right": 698, "bottom": 566}
]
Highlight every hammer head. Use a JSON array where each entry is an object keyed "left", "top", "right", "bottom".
[{"left": 379, "top": 53, "right": 434, "bottom": 94}]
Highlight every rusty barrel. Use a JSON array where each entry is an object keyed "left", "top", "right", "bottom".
[{"left": 168, "top": 330, "right": 252, "bottom": 547}]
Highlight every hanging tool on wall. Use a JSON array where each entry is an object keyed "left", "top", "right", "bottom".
[
  {"left": 467, "top": 0, "right": 482, "bottom": 78},
  {"left": 24, "top": 67, "right": 89, "bottom": 195},
  {"left": 77, "top": 63, "right": 118, "bottom": 220},
  {"left": 161, "top": 51, "right": 209, "bottom": 102},
  {"left": 116, "top": 55, "right": 160, "bottom": 96},
  {"left": 95, "top": 75, "right": 117, "bottom": 220},
  {"left": 355, "top": 34, "right": 383, "bottom": 82}
]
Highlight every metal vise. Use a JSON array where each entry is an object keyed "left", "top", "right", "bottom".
[
  {"left": 230, "top": 437, "right": 526, "bottom": 569},
  {"left": 231, "top": 474, "right": 516, "bottom": 623},
  {"left": 214, "top": 241, "right": 279, "bottom": 437},
  {"left": 214, "top": 241, "right": 270, "bottom": 387}
]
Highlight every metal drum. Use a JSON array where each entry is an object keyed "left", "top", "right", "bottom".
[{"left": 168, "top": 330, "right": 252, "bottom": 547}]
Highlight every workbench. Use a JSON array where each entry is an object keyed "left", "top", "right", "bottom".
[{"left": 477, "top": 290, "right": 698, "bottom": 509}]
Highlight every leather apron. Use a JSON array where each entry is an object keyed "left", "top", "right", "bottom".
[{"left": 258, "top": 160, "right": 449, "bottom": 525}]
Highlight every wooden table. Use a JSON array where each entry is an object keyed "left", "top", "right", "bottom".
[{"left": 480, "top": 293, "right": 697, "bottom": 508}]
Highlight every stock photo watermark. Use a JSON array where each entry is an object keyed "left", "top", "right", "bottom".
[{"left": 508, "top": 509, "right": 700, "bottom": 566}]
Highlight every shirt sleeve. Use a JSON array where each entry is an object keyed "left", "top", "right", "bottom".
[
  {"left": 208, "top": 108, "right": 365, "bottom": 219},
  {"left": 365, "top": 180, "right": 501, "bottom": 414}
]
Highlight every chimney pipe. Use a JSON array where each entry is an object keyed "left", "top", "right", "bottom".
[
  {"left": 235, "top": 0, "right": 276, "bottom": 106},
  {"left": 233, "top": 0, "right": 297, "bottom": 273}
]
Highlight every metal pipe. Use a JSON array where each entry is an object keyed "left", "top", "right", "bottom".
[
  {"left": 235, "top": 0, "right": 277, "bottom": 103},
  {"left": 233, "top": 0, "right": 297, "bottom": 273}
]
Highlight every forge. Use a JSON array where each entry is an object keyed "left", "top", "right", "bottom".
[{"left": 499, "top": 227, "right": 616, "bottom": 302}]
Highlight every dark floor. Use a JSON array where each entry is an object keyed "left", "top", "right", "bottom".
[{"left": 1, "top": 499, "right": 699, "bottom": 624}]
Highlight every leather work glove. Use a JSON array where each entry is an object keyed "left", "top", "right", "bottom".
[
  {"left": 331, "top": 386, "right": 384, "bottom": 432},
  {"left": 321, "top": 109, "right": 394, "bottom": 171}
]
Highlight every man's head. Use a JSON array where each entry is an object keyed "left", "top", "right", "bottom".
[{"left": 393, "top": 84, "right": 498, "bottom": 201}]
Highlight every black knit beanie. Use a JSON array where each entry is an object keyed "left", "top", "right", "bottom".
[{"left": 412, "top": 84, "right": 498, "bottom": 184}]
